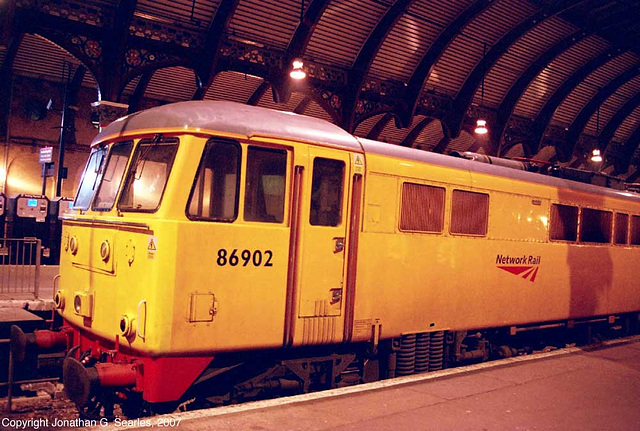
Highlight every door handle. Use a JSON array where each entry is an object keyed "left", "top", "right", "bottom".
[
  {"left": 333, "top": 237, "right": 345, "bottom": 253},
  {"left": 330, "top": 288, "right": 343, "bottom": 304}
]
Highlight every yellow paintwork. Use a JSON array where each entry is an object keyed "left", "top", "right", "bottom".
[
  {"left": 57, "top": 127, "right": 640, "bottom": 358},
  {"left": 58, "top": 132, "right": 362, "bottom": 355},
  {"left": 351, "top": 151, "right": 640, "bottom": 340}
]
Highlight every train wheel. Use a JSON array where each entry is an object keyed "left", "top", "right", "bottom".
[
  {"left": 63, "top": 354, "right": 126, "bottom": 421},
  {"left": 77, "top": 392, "right": 117, "bottom": 421},
  {"left": 121, "top": 391, "right": 150, "bottom": 419}
]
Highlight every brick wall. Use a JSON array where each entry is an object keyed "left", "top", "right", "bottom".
[{"left": 3, "top": 75, "right": 101, "bottom": 199}]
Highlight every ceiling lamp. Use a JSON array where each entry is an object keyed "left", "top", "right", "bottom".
[
  {"left": 590, "top": 106, "right": 603, "bottom": 162},
  {"left": 290, "top": 0, "right": 307, "bottom": 81},
  {"left": 475, "top": 42, "right": 488, "bottom": 135},
  {"left": 474, "top": 118, "right": 488, "bottom": 134},
  {"left": 290, "top": 58, "right": 306, "bottom": 80}
]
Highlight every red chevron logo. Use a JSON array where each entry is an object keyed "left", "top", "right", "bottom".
[{"left": 497, "top": 265, "right": 539, "bottom": 282}]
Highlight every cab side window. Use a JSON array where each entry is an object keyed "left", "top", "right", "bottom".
[
  {"left": 244, "top": 147, "right": 287, "bottom": 223},
  {"left": 310, "top": 158, "right": 344, "bottom": 227},
  {"left": 187, "top": 139, "right": 240, "bottom": 221}
]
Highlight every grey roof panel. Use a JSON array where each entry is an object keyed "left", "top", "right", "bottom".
[
  {"left": 94, "top": 100, "right": 362, "bottom": 151},
  {"left": 357, "top": 137, "right": 640, "bottom": 203}
]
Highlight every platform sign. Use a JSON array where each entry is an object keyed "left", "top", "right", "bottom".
[{"left": 39, "top": 146, "right": 54, "bottom": 164}]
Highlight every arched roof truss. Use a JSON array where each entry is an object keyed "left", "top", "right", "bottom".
[{"left": 4, "top": 0, "right": 640, "bottom": 181}]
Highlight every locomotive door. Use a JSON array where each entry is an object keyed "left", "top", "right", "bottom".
[{"left": 295, "top": 147, "right": 351, "bottom": 332}]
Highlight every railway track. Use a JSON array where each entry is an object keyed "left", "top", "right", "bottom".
[{"left": 3, "top": 333, "right": 638, "bottom": 429}]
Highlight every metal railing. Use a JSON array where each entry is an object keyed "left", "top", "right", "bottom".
[
  {"left": 0, "top": 238, "right": 50, "bottom": 412},
  {"left": 0, "top": 238, "right": 42, "bottom": 299}
]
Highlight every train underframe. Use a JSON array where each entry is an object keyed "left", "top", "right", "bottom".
[{"left": 10, "top": 312, "right": 640, "bottom": 419}]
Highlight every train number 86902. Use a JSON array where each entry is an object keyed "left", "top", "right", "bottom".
[{"left": 216, "top": 249, "right": 273, "bottom": 267}]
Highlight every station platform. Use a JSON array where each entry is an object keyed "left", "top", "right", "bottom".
[
  {"left": 106, "top": 336, "right": 640, "bottom": 431},
  {"left": 0, "top": 265, "right": 58, "bottom": 311}
]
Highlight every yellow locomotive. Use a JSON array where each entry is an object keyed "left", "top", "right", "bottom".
[{"left": 43, "top": 101, "right": 640, "bottom": 417}]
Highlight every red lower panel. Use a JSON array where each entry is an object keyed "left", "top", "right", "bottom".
[
  {"left": 140, "top": 356, "right": 213, "bottom": 403},
  {"left": 67, "top": 324, "right": 214, "bottom": 403}
]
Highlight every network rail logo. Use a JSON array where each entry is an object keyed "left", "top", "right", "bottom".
[{"left": 495, "top": 254, "right": 541, "bottom": 282}]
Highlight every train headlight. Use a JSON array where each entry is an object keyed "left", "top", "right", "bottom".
[
  {"left": 54, "top": 290, "right": 65, "bottom": 310},
  {"left": 73, "top": 292, "right": 93, "bottom": 318},
  {"left": 119, "top": 314, "right": 136, "bottom": 338},
  {"left": 100, "top": 240, "right": 110, "bottom": 262}
]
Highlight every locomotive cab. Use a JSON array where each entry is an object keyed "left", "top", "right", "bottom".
[{"left": 56, "top": 102, "right": 367, "bottom": 414}]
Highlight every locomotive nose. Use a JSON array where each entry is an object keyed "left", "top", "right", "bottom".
[{"left": 63, "top": 357, "right": 100, "bottom": 405}]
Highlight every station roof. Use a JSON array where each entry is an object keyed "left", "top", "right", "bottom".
[{"left": 2, "top": 0, "right": 640, "bottom": 182}]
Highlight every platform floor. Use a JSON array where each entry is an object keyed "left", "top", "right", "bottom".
[{"left": 107, "top": 337, "right": 640, "bottom": 431}]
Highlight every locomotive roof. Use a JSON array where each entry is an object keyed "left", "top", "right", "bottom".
[
  {"left": 94, "top": 100, "right": 362, "bottom": 151},
  {"left": 358, "top": 138, "right": 640, "bottom": 204},
  {"left": 96, "top": 101, "right": 640, "bottom": 204}
]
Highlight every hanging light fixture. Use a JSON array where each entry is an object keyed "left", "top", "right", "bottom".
[
  {"left": 474, "top": 119, "right": 488, "bottom": 134},
  {"left": 591, "top": 105, "right": 602, "bottom": 162},
  {"left": 475, "top": 42, "right": 488, "bottom": 135},
  {"left": 290, "top": 58, "right": 306, "bottom": 80},
  {"left": 290, "top": 0, "right": 307, "bottom": 80}
]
